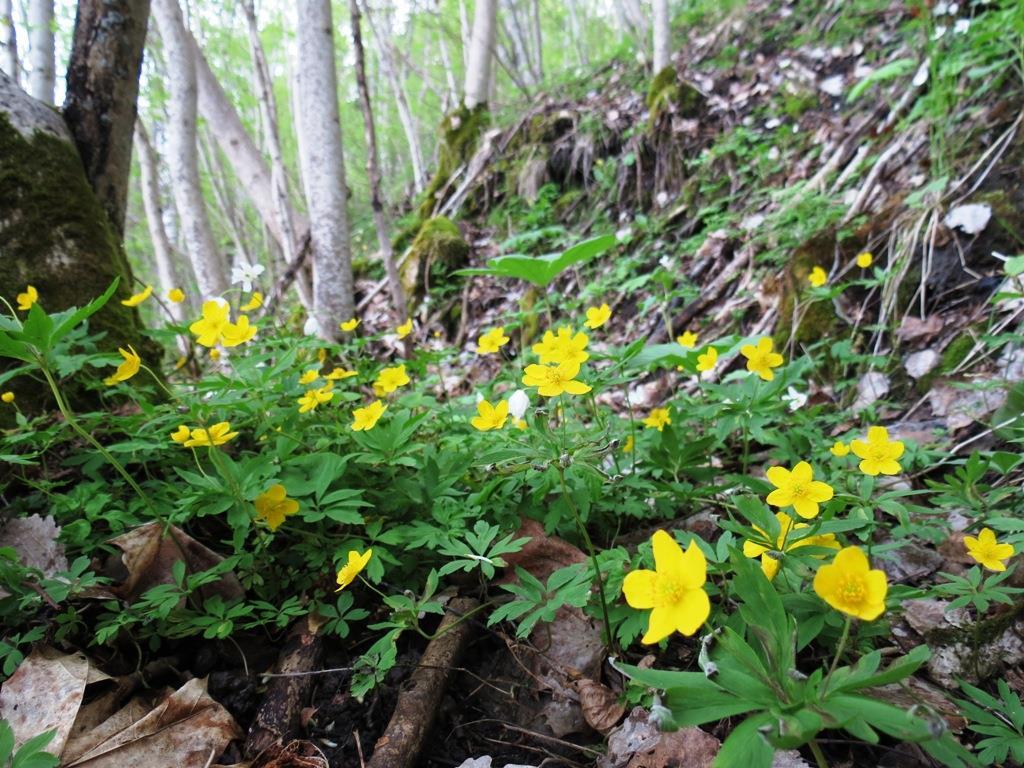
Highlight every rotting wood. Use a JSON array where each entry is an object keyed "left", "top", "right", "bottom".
[
  {"left": 244, "top": 615, "right": 323, "bottom": 759},
  {"left": 366, "top": 597, "right": 479, "bottom": 768}
]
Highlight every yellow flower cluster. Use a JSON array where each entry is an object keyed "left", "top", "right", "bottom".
[
  {"left": 190, "top": 300, "right": 258, "bottom": 348},
  {"left": 171, "top": 421, "right": 238, "bottom": 448},
  {"left": 522, "top": 326, "right": 592, "bottom": 397}
]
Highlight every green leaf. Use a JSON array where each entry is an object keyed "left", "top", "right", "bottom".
[
  {"left": 49, "top": 278, "right": 120, "bottom": 348},
  {"left": 20, "top": 303, "right": 53, "bottom": 351},
  {"left": 456, "top": 234, "right": 615, "bottom": 286},
  {"left": 1005, "top": 255, "right": 1024, "bottom": 277},
  {"left": 847, "top": 58, "right": 916, "bottom": 102},
  {"left": 713, "top": 713, "right": 774, "bottom": 768}
]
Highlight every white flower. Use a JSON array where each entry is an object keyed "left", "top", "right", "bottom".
[
  {"left": 615, "top": 227, "right": 633, "bottom": 243},
  {"left": 932, "top": 25, "right": 947, "bottom": 40},
  {"left": 655, "top": 191, "right": 669, "bottom": 208},
  {"left": 782, "top": 386, "right": 808, "bottom": 412},
  {"left": 913, "top": 60, "right": 930, "bottom": 87},
  {"left": 508, "top": 389, "right": 530, "bottom": 420},
  {"left": 303, "top": 316, "right": 321, "bottom": 336},
  {"left": 231, "top": 261, "right": 266, "bottom": 291},
  {"left": 953, "top": 18, "right": 970, "bottom": 35}
]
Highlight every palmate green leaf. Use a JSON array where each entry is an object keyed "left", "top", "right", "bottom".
[
  {"left": 456, "top": 234, "right": 615, "bottom": 286},
  {"left": 0, "top": 331, "right": 33, "bottom": 363},
  {"left": 612, "top": 660, "right": 758, "bottom": 725},
  {"left": 712, "top": 713, "right": 774, "bottom": 768}
]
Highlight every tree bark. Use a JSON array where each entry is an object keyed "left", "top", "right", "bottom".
[
  {"left": 652, "top": 0, "right": 670, "bottom": 73},
  {"left": 134, "top": 120, "right": 184, "bottom": 322},
  {"left": 529, "top": 0, "right": 543, "bottom": 83},
  {"left": 463, "top": 0, "right": 497, "bottom": 108},
  {"left": 150, "top": 0, "right": 227, "bottom": 298},
  {"left": 566, "top": 1, "right": 588, "bottom": 67},
  {"left": 64, "top": 0, "right": 151, "bottom": 238},
  {"left": 0, "top": 0, "right": 17, "bottom": 83},
  {"left": 362, "top": 0, "right": 426, "bottom": 194},
  {"left": 27, "top": 0, "right": 53, "bottom": 103},
  {"left": 348, "top": 0, "right": 406, "bottom": 323},
  {"left": 295, "top": 0, "right": 355, "bottom": 338},
  {"left": 434, "top": 8, "right": 458, "bottom": 109}
]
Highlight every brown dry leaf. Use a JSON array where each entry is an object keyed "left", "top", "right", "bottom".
[
  {"left": 896, "top": 314, "right": 944, "bottom": 342},
  {"left": 575, "top": 679, "right": 625, "bottom": 734},
  {"left": 0, "top": 646, "right": 92, "bottom": 754},
  {"left": 0, "top": 514, "right": 68, "bottom": 576},
  {"left": 216, "top": 740, "right": 329, "bottom": 768},
  {"left": 501, "top": 518, "right": 586, "bottom": 583},
  {"left": 63, "top": 677, "right": 241, "bottom": 767},
  {"left": 872, "top": 678, "right": 967, "bottom": 733},
  {"left": 107, "top": 522, "right": 244, "bottom": 603},
  {"left": 928, "top": 383, "right": 1006, "bottom": 432}
]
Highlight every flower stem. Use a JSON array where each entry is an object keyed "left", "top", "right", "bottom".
[
  {"left": 558, "top": 466, "right": 617, "bottom": 654},
  {"left": 824, "top": 614, "right": 852, "bottom": 688},
  {"left": 809, "top": 739, "right": 830, "bottom": 768}
]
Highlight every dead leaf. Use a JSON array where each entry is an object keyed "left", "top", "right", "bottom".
[
  {"left": 0, "top": 514, "right": 68, "bottom": 576},
  {"left": 106, "top": 522, "right": 244, "bottom": 603},
  {"left": 216, "top": 740, "right": 329, "bottom": 768},
  {"left": 944, "top": 203, "right": 991, "bottom": 235},
  {"left": 852, "top": 371, "right": 890, "bottom": 412},
  {"left": 928, "top": 383, "right": 1006, "bottom": 431},
  {"left": 63, "top": 677, "right": 241, "bottom": 767},
  {"left": 502, "top": 518, "right": 586, "bottom": 583},
  {"left": 904, "top": 349, "right": 939, "bottom": 379},
  {"left": 0, "top": 647, "right": 91, "bottom": 755},
  {"left": 896, "top": 315, "right": 943, "bottom": 342},
  {"left": 576, "top": 679, "right": 625, "bottom": 734}
]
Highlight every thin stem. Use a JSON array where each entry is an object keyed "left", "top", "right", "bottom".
[
  {"left": 809, "top": 739, "right": 830, "bottom": 768},
  {"left": 558, "top": 466, "right": 617, "bottom": 654},
  {"left": 824, "top": 614, "right": 853, "bottom": 688}
]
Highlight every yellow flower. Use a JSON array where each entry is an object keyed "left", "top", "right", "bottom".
[
  {"left": 254, "top": 484, "right": 299, "bottom": 531},
  {"left": 220, "top": 315, "right": 257, "bottom": 347},
  {"left": 809, "top": 266, "right": 827, "bottom": 287},
  {"left": 622, "top": 530, "right": 711, "bottom": 644},
  {"left": 326, "top": 367, "right": 357, "bottom": 381},
  {"left": 374, "top": 364, "right": 410, "bottom": 394},
  {"left": 766, "top": 461, "right": 834, "bottom": 520},
  {"left": 352, "top": 400, "right": 386, "bottom": 431},
  {"left": 209, "top": 348, "right": 221, "bottom": 361},
  {"left": 743, "top": 511, "right": 839, "bottom": 580},
  {"left": 104, "top": 345, "right": 141, "bottom": 385},
  {"left": 740, "top": 337, "right": 784, "bottom": 381},
  {"left": 532, "top": 326, "right": 589, "bottom": 366},
  {"left": 174, "top": 356, "right": 187, "bottom": 370},
  {"left": 813, "top": 546, "right": 888, "bottom": 621},
  {"left": 185, "top": 421, "right": 239, "bottom": 448},
  {"left": 850, "top": 426, "right": 904, "bottom": 476},
  {"left": 240, "top": 292, "right": 263, "bottom": 311},
  {"left": 336, "top": 549, "right": 372, "bottom": 591},
  {"left": 297, "top": 383, "right": 334, "bottom": 414},
  {"left": 170, "top": 424, "right": 191, "bottom": 444},
  {"left": 121, "top": 285, "right": 153, "bottom": 307},
  {"left": 396, "top": 318, "right": 413, "bottom": 339},
  {"left": 696, "top": 346, "right": 718, "bottom": 373},
  {"left": 476, "top": 326, "right": 510, "bottom": 355},
  {"left": 584, "top": 304, "right": 611, "bottom": 330},
  {"left": 643, "top": 407, "right": 671, "bottom": 432},
  {"left": 856, "top": 251, "right": 873, "bottom": 269},
  {"left": 522, "top": 361, "right": 592, "bottom": 397},
  {"left": 168, "top": 288, "right": 186, "bottom": 303},
  {"left": 514, "top": 418, "right": 527, "bottom": 430},
  {"left": 623, "top": 435, "right": 634, "bottom": 453},
  {"left": 677, "top": 331, "right": 698, "bottom": 348},
  {"left": 964, "top": 528, "right": 1014, "bottom": 572},
  {"left": 340, "top": 318, "right": 360, "bottom": 332},
  {"left": 2, "top": 391, "right": 15, "bottom": 404},
  {"left": 16, "top": 285, "right": 38, "bottom": 311},
  {"left": 299, "top": 369, "right": 320, "bottom": 385},
  {"left": 190, "top": 300, "right": 231, "bottom": 347},
  {"left": 472, "top": 399, "right": 508, "bottom": 431},
  {"left": 317, "top": 348, "right": 328, "bottom": 364},
  {"left": 830, "top": 441, "right": 850, "bottom": 457}
]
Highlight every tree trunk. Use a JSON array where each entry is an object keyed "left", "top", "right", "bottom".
[
  {"left": 1, "top": 72, "right": 146, "bottom": 367},
  {"left": 240, "top": 0, "right": 312, "bottom": 308},
  {"left": 134, "top": 120, "right": 184, "bottom": 322},
  {"left": 0, "top": 0, "right": 17, "bottom": 83},
  {"left": 652, "top": 0, "right": 670, "bottom": 73},
  {"left": 64, "top": 0, "right": 151, "bottom": 238},
  {"left": 348, "top": 0, "right": 406, "bottom": 322},
  {"left": 434, "top": 7, "right": 458, "bottom": 109},
  {"left": 26, "top": 0, "right": 53, "bottom": 103},
  {"left": 529, "top": 0, "right": 543, "bottom": 84},
  {"left": 295, "top": 0, "right": 355, "bottom": 338},
  {"left": 566, "top": 1, "right": 587, "bottom": 68},
  {"left": 463, "top": 0, "right": 496, "bottom": 108},
  {"left": 150, "top": 0, "right": 227, "bottom": 298},
  {"left": 362, "top": 0, "right": 426, "bottom": 194}
]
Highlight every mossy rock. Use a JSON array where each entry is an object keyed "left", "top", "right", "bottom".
[
  {"left": 417, "top": 103, "right": 489, "bottom": 221},
  {"left": 774, "top": 232, "right": 840, "bottom": 347},
  {"left": 400, "top": 216, "right": 470, "bottom": 301},
  {"left": 0, "top": 86, "right": 147, "bottom": 413},
  {"left": 646, "top": 66, "right": 705, "bottom": 129}
]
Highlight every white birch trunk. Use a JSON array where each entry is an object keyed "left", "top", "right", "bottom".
[
  {"left": 362, "top": 0, "right": 426, "bottom": 194},
  {"left": 463, "top": 0, "right": 496, "bottom": 108},
  {"left": 435, "top": 7, "right": 458, "bottom": 108},
  {"left": 295, "top": 0, "right": 354, "bottom": 339},
  {"left": 566, "top": 0, "right": 587, "bottom": 67},
  {"left": 134, "top": 121, "right": 185, "bottom": 322},
  {"left": 0, "top": 0, "right": 17, "bottom": 83},
  {"left": 150, "top": 0, "right": 227, "bottom": 298},
  {"left": 27, "top": 0, "right": 53, "bottom": 103},
  {"left": 652, "top": 0, "right": 670, "bottom": 73},
  {"left": 529, "top": 0, "right": 543, "bottom": 83}
]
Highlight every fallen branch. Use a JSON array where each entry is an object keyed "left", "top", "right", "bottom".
[
  {"left": 367, "top": 597, "right": 479, "bottom": 768},
  {"left": 265, "top": 230, "right": 312, "bottom": 313},
  {"left": 245, "top": 615, "right": 323, "bottom": 759}
]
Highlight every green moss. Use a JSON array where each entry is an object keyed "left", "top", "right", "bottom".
[
  {"left": 417, "top": 104, "right": 489, "bottom": 222},
  {"left": 774, "top": 233, "right": 839, "bottom": 347},
  {"left": 0, "top": 113, "right": 147, "bottom": 408},
  {"left": 781, "top": 90, "right": 818, "bottom": 120},
  {"left": 400, "top": 216, "right": 470, "bottom": 301},
  {"left": 646, "top": 66, "right": 704, "bottom": 130},
  {"left": 940, "top": 334, "right": 974, "bottom": 373}
]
